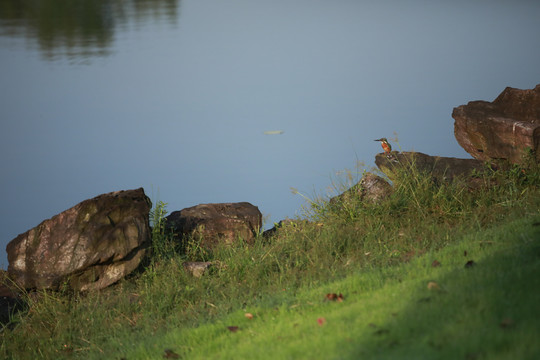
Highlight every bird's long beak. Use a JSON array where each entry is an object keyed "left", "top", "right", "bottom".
[{"left": 374, "top": 139, "right": 382, "bottom": 141}]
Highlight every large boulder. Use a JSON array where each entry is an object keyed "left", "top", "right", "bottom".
[
  {"left": 166, "top": 202, "right": 262, "bottom": 249},
  {"left": 453, "top": 84, "right": 540, "bottom": 164},
  {"left": 375, "top": 152, "right": 486, "bottom": 185},
  {"left": 6, "top": 188, "right": 151, "bottom": 291}
]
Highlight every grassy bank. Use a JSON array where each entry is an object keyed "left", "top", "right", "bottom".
[
  {"left": 128, "top": 216, "right": 540, "bottom": 359},
  {"left": 1, "top": 158, "right": 539, "bottom": 359}
]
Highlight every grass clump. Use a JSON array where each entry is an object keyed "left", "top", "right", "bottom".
[{"left": 1, "top": 156, "right": 539, "bottom": 359}]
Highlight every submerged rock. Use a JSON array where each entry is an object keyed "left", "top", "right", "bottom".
[{"left": 6, "top": 188, "right": 151, "bottom": 291}]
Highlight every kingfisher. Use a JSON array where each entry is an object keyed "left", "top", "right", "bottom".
[{"left": 374, "top": 138, "right": 392, "bottom": 154}]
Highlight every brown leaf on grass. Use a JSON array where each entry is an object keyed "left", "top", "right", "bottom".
[
  {"left": 325, "top": 293, "right": 344, "bottom": 302},
  {"left": 163, "top": 349, "right": 180, "bottom": 359},
  {"left": 245, "top": 313, "right": 254, "bottom": 320},
  {"left": 317, "top": 317, "right": 326, "bottom": 326},
  {"left": 427, "top": 281, "right": 440, "bottom": 290},
  {"left": 403, "top": 250, "right": 416, "bottom": 262},
  {"left": 431, "top": 260, "right": 441, "bottom": 267},
  {"left": 374, "top": 328, "right": 390, "bottom": 336},
  {"left": 465, "top": 260, "right": 475, "bottom": 268},
  {"left": 465, "top": 352, "right": 480, "bottom": 360},
  {"left": 227, "top": 326, "right": 239, "bottom": 332},
  {"left": 500, "top": 317, "right": 515, "bottom": 329}
]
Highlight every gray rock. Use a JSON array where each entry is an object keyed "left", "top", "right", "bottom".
[{"left": 6, "top": 188, "right": 151, "bottom": 291}]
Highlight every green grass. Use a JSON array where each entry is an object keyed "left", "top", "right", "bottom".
[
  {"left": 127, "top": 216, "right": 540, "bottom": 360},
  {"left": 1, "top": 156, "right": 539, "bottom": 359}
]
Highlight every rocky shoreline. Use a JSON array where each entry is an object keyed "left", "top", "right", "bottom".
[{"left": 2, "top": 84, "right": 539, "bottom": 323}]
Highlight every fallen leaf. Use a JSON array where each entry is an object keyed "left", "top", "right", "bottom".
[
  {"left": 465, "top": 352, "right": 480, "bottom": 360},
  {"left": 325, "top": 293, "right": 344, "bottom": 302},
  {"left": 227, "top": 326, "right": 239, "bottom": 332},
  {"left": 245, "top": 313, "right": 254, "bottom": 320},
  {"left": 465, "top": 260, "right": 475, "bottom": 268},
  {"left": 427, "top": 281, "right": 440, "bottom": 290},
  {"left": 317, "top": 317, "right": 326, "bottom": 326},
  {"left": 431, "top": 260, "right": 441, "bottom": 267},
  {"left": 163, "top": 349, "right": 179, "bottom": 359},
  {"left": 500, "top": 317, "right": 515, "bottom": 329},
  {"left": 263, "top": 130, "right": 284, "bottom": 135}
]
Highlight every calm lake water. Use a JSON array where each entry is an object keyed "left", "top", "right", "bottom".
[{"left": 1, "top": 0, "right": 540, "bottom": 267}]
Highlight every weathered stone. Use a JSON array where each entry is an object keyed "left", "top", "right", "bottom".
[
  {"left": 453, "top": 84, "right": 540, "bottom": 164},
  {"left": 330, "top": 172, "right": 393, "bottom": 205},
  {"left": 182, "top": 261, "right": 213, "bottom": 277},
  {"left": 6, "top": 188, "right": 151, "bottom": 291},
  {"left": 166, "top": 202, "right": 262, "bottom": 249},
  {"left": 375, "top": 152, "right": 487, "bottom": 184}
]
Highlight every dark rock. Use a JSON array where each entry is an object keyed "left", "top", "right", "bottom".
[
  {"left": 166, "top": 202, "right": 262, "bottom": 249},
  {"left": 262, "top": 219, "right": 314, "bottom": 238},
  {"left": 0, "top": 270, "right": 25, "bottom": 325},
  {"left": 330, "top": 172, "right": 393, "bottom": 205},
  {"left": 6, "top": 188, "right": 151, "bottom": 291},
  {"left": 0, "top": 288, "right": 24, "bottom": 325},
  {"left": 453, "top": 84, "right": 540, "bottom": 164},
  {"left": 375, "top": 151, "right": 487, "bottom": 185}
]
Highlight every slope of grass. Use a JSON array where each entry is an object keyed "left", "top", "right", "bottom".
[
  {"left": 125, "top": 215, "right": 540, "bottom": 359},
  {"left": 1, "top": 156, "right": 539, "bottom": 359}
]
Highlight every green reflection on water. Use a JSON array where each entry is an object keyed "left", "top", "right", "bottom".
[{"left": 0, "top": 0, "right": 180, "bottom": 61}]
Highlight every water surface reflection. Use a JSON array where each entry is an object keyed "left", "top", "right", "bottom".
[{"left": 0, "top": 0, "right": 180, "bottom": 61}]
